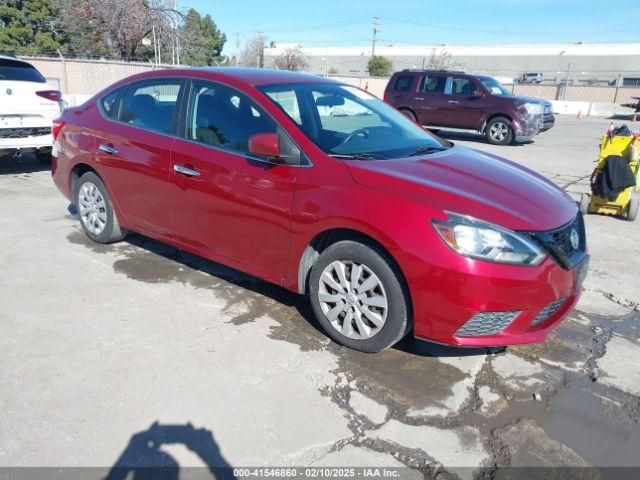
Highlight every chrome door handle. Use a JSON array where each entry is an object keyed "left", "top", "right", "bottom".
[
  {"left": 173, "top": 164, "right": 200, "bottom": 177},
  {"left": 448, "top": 100, "right": 459, "bottom": 104},
  {"left": 98, "top": 144, "right": 118, "bottom": 154},
  {"left": 414, "top": 96, "right": 424, "bottom": 101}
]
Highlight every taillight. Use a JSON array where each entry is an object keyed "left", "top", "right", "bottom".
[
  {"left": 36, "top": 90, "right": 62, "bottom": 102},
  {"left": 52, "top": 119, "right": 65, "bottom": 141}
]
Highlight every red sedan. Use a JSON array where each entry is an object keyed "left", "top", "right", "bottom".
[{"left": 51, "top": 68, "right": 588, "bottom": 353}]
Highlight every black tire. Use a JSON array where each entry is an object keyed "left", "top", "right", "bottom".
[
  {"left": 485, "top": 117, "right": 514, "bottom": 145},
  {"left": 579, "top": 193, "right": 590, "bottom": 215},
  {"left": 75, "top": 172, "right": 128, "bottom": 243},
  {"left": 35, "top": 150, "right": 52, "bottom": 165},
  {"left": 627, "top": 198, "right": 638, "bottom": 222},
  {"left": 399, "top": 108, "right": 417, "bottom": 123},
  {"left": 309, "top": 240, "right": 410, "bottom": 353}
]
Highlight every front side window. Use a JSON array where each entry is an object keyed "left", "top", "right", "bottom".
[
  {"left": 421, "top": 76, "right": 446, "bottom": 94},
  {"left": 260, "top": 83, "right": 450, "bottom": 160},
  {"left": 451, "top": 77, "right": 475, "bottom": 96},
  {"left": 119, "top": 80, "right": 181, "bottom": 134},
  {"left": 187, "top": 81, "right": 302, "bottom": 165}
]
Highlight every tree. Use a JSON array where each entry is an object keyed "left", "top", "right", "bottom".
[
  {"left": 178, "top": 8, "right": 226, "bottom": 66},
  {"left": 239, "top": 34, "right": 266, "bottom": 67},
  {"left": 0, "top": 0, "right": 67, "bottom": 55},
  {"left": 367, "top": 55, "right": 393, "bottom": 77},
  {"left": 428, "top": 48, "right": 451, "bottom": 70},
  {"left": 274, "top": 46, "right": 307, "bottom": 71}
]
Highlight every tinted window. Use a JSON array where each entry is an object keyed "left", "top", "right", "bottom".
[
  {"left": 421, "top": 76, "right": 446, "bottom": 94},
  {"left": 393, "top": 75, "right": 413, "bottom": 91},
  {"left": 100, "top": 87, "right": 124, "bottom": 119},
  {"left": 451, "top": 77, "right": 474, "bottom": 96},
  {"left": 120, "top": 80, "right": 181, "bottom": 134},
  {"left": 187, "top": 81, "right": 302, "bottom": 164},
  {"left": 0, "top": 59, "right": 46, "bottom": 83}
]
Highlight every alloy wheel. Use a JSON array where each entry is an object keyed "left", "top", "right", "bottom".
[
  {"left": 318, "top": 259, "right": 388, "bottom": 340},
  {"left": 489, "top": 121, "right": 509, "bottom": 142}
]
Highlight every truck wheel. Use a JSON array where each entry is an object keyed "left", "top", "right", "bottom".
[
  {"left": 486, "top": 117, "right": 514, "bottom": 145},
  {"left": 309, "top": 240, "right": 411, "bottom": 353},
  {"left": 579, "top": 194, "right": 590, "bottom": 215},
  {"left": 628, "top": 198, "right": 639, "bottom": 222}
]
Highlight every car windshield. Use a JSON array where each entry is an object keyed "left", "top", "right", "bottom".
[
  {"left": 478, "top": 76, "right": 510, "bottom": 96},
  {"left": 0, "top": 59, "right": 46, "bottom": 83},
  {"left": 259, "top": 82, "right": 450, "bottom": 159}
]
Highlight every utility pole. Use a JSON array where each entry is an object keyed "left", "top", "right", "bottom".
[{"left": 371, "top": 17, "right": 381, "bottom": 58}]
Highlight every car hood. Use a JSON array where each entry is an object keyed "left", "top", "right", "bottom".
[{"left": 346, "top": 145, "right": 577, "bottom": 231}]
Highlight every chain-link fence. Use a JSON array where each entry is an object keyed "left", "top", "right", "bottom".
[{"left": 21, "top": 56, "right": 640, "bottom": 112}]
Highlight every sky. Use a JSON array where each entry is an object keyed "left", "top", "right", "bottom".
[{"left": 180, "top": 0, "right": 640, "bottom": 55}]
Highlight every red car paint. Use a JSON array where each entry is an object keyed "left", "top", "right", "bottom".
[{"left": 52, "top": 68, "right": 585, "bottom": 347}]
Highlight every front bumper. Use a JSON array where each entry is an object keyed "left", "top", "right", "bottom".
[
  {"left": 406, "top": 248, "right": 588, "bottom": 347},
  {"left": 540, "top": 115, "right": 555, "bottom": 132}
]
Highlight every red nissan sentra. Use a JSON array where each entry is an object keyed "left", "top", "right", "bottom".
[{"left": 51, "top": 68, "right": 588, "bottom": 353}]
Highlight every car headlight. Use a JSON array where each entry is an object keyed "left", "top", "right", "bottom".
[
  {"left": 432, "top": 212, "right": 546, "bottom": 266},
  {"left": 517, "top": 102, "right": 543, "bottom": 117}
]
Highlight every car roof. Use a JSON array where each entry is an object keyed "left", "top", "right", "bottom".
[
  {"left": 131, "top": 67, "right": 341, "bottom": 87},
  {"left": 0, "top": 53, "right": 31, "bottom": 64}
]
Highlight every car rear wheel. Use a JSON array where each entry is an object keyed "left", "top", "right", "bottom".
[
  {"left": 627, "top": 198, "right": 638, "bottom": 222},
  {"left": 486, "top": 117, "right": 514, "bottom": 145},
  {"left": 309, "top": 240, "right": 410, "bottom": 353},
  {"left": 76, "top": 172, "right": 127, "bottom": 243},
  {"left": 399, "top": 108, "right": 417, "bottom": 123}
]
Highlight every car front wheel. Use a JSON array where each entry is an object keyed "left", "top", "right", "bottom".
[
  {"left": 309, "top": 240, "right": 410, "bottom": 353},
  {"left": 76, "top": 172, "right": 128, "bottom": 243},
  {"left": 486, "top": 117, "right": 514, "bottom": 145}
]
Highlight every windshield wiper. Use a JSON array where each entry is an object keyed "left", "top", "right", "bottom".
[
  {"left": 328, "top": 153, "right": 380, "bottom": 161},
  {"left": 408, "top": 145, "right": 448, "bottom": 157}
]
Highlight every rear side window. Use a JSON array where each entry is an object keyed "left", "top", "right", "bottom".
[
  {"left": 119, "top": 80, "right": 181, "bottom": 134},
  {"left": 0, "top": 59, "right": 46, "bottom": 83},
  {"left": 421, "top": 76, "right": 446, "bottom": 94},
  {"left": 393, "top": 75, "right": 414, "bottom": 91},
  {"left": 100, "top": 87, "right": 125, "bottom": 119}
]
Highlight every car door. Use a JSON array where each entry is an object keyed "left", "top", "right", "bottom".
[
  {"left": 94, "top": 78, "right": 184, "bottom": 236},
  {"left": 413, "top": 74, "right": 448, "bottom": 126},
  {"left": 169, "top": 80, "right": 299, "bottom": 281},
  {"left": 443, "top": 76, "right": 485, "bottom": 129}
]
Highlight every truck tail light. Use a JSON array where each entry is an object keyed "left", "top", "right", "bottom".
[
  {"left": 36, "top": 90, "right": 62, "bottom": 102},
  {"left": 52, "top": 119, "right": 65, "bottom": 141}
]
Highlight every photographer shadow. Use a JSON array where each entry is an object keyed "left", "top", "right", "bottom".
[{"left": 106, "top": 422, "right": 236, "bottom": 480}]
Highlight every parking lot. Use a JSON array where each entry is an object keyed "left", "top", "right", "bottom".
[{"left": 1, "top": 116, "right": 639, "bottom": 478}]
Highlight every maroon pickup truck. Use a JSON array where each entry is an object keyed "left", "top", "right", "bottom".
[{"left": 384, "top": 70, "right": 554, "bottom": 145}]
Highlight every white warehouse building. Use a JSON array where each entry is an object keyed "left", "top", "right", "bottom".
[{"left": 263, "top": 43, "right": 640, "bottom": 85}]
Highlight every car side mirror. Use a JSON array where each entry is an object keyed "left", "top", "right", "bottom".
[{"left": 248, "top": 132, "right": 280, "bottom": 159}]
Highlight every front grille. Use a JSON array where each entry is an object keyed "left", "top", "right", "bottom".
[
  {"left": 531, "top": 296, "right": 567, "bottom": 327},
  {"left": 524, "top": 213, "right": 586, "bottom": 270},
  {"left": 0, "top": 127, "right": 51, "bottom": 139},
  {"left": 455, "top": 311, "right": 520, "bottom": 337}
]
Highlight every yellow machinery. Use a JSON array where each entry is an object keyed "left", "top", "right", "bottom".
[{"left": 580, "top": 131, "right": 639, "bottom": 221}]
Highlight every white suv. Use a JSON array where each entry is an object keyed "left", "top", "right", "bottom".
[{"left": 0, "top": 55, "right": 63, "bottom": 164}]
